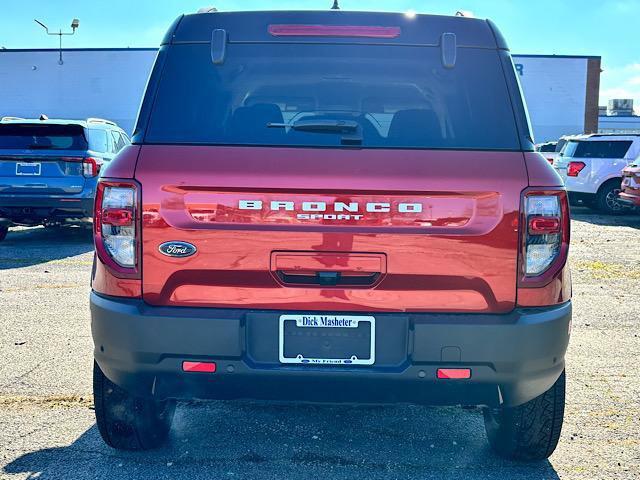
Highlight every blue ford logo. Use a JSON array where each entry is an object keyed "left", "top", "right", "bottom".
[{"left": 158, "top": 241, "right": 197, "bottom": 258}]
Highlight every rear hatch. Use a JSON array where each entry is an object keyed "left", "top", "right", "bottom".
[
  {"left": 135, "top": 12, "right": 531, "bottom": 313},
  {"left": 0, "top": 123, "right": 88, "bottom": 195}
]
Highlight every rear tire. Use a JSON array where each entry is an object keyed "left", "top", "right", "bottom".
[
  {"left": 595, "top": 179, "right": 626, "bottom": 214},
  {"left": 93, "top": 361, "right": 175, "bottom": 450},
  {"left": 0, "top": 225, "right": 7, "bottom": 242},
  {"left": 483, "top": 370, "right": 565, "bottom": 461}
]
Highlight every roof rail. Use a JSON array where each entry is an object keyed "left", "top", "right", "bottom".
[
  {"left": 1, "top": 116, "right": 25, "bottom": 121},
  {"left": 87, "top": 117, "right": 116, "bottom": 126}
]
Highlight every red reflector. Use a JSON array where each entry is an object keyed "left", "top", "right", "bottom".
[
  {"left": 182, "top": 361, "right": 216, "bottom": 373},
  {"left": 528, "top": 216, "right": 560, "bottom": 234},
  {"left": 437, "top": 368, "right": 471, "bottom": 379},
  {"left": 567, "top": 161, "right": 586, "bottom": 177},
  {"left": 268, "top": 24, "right": 401, "bottom": 38},
  {"left": 102, "top": 208, "right": 133, "bottom": 226}
]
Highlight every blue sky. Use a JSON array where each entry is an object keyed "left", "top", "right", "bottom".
[{"left": 1, "top": 0, "right": 639, "bottom": 107}]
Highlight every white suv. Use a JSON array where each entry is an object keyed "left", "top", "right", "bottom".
[{"left": 554, "top": 134, "right": 640, "bottom": 213}]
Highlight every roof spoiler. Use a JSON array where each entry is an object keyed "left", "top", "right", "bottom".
[{"left": 87, "top": 117, "right": 116, "bottom": 126}]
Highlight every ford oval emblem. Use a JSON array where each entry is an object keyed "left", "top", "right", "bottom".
[{"left": 158, "top": 241, "right": 197, "bottom": 258}]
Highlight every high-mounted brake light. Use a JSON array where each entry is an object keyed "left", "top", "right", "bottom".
[
  {"left": 268, "top": 24, "right": 401, "bottom": 38},
  {"left": 567, "top": 161, "right": 586, "bottom": 177},
  {"left": 94, "top": 180, "right": 139, "bottom": 276},
  {"left": 520, "top": 190, "right": 570, "bottom": 284}
]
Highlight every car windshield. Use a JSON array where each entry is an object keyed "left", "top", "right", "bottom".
[
  {"left": 0, "top": 124, "right": 88, "bottom": 150},
  {"left": 146, "top": 43, "right": 521, "bottom": 150},
  {"left": 562, "top": 140, "right": 633, "bottom": 159}
]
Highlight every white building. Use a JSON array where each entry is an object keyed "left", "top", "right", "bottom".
[{"left": 0, "top": 48, "right": 600, "bottom": 142}]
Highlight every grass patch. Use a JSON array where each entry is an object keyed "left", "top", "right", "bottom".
[{"left": 573, "top": 260, "right": 640, "bottom": 279}]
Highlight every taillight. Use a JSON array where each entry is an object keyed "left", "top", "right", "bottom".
[
  {"left": 546, "top": 157, "right": 554, "bottom": 165},
  {"left": 83, "top": 157, "right": 103, "bottom": 177},
  {"left": 520, "top": 190, "right": 570, "bottom": 285},
  {"left": 567, "top": 161, "right": 585, "bottom": 177},
  {"left": 94, "top": 179, "right": 139, "bottom": 277}
]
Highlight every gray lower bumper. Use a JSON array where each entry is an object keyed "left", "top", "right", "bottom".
[{"left": 91, "top": 293, "right": 571, "bottom": 407}]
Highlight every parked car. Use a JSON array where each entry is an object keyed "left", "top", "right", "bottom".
[
  {"left": 90, "top": 10, "right": 571, "bottom": 461},
  {"left": 535, "top": 141, "right": 557, "bottom": 164},
  {"left": 619, "top": 160, "right": 640, "bottom": 206},
  {"left": 554, "top": 133, "right": 640, "bottom": 213},
  {"left": 0, "top": 116, "right": 130, "bottom": 240}
]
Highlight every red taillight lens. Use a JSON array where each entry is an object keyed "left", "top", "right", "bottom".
[
  {"left": 520, "top": 190, "right": 570, "bottom": 285},
  {"left": 268, "top": 24, "right": 401, "bottom": 38},
  {"left": 83, "top": 157, "right": 103, "bottom": 177},
  {"left": 546, "top": 157, "right": 554, "bottom": 165},
  {"left": 94, "top": 180, "right": 139, "bottom": 277},
  {"left": 567, "top": 161, "right": 586, "bottom": 177}
]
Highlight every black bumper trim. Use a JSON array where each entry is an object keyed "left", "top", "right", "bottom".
[{"left": 91, "top": 293, "right": 571, "bottom": 407}]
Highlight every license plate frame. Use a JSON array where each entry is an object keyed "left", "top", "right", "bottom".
[
  {"left": 279, "top": 314, "right": 375, "bottom": 366},
  {"left": 16, "top": 162, "right": 41, "bottom": 176}
]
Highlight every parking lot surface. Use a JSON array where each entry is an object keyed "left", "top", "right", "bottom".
[{"left": 1, "top": 209, "right": 639, "bottom": 479}]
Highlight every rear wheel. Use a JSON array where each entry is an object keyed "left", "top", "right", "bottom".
[
  {"left": 0, "top": 225, "right": 8, "bottom": 242},
  {"left": 93, "top": 361, "right": 175, "bottom": 450},
  {"left": 483, "top": 370, "right": 565, "bottom": 461},
  {"left": 595, "top": 179, "right": 626, "bottom": 214}
]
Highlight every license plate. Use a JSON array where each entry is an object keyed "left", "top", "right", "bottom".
[
  {"left": 16, "top": 162, "right": 41, "bottom": 176},
  {"left": 279, "top": 314, "right": 375, "bottom": 365}
]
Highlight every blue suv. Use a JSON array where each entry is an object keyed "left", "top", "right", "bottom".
[{"left": 0, "top": 117, "right": 129, "bottom": 240}]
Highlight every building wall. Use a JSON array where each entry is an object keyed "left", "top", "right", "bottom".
[
  {"left": 513, "top": 55, "right": 597, "bottom": 143},
  {"left": 0, "top": 49, "right": 157, "bottom": 134},
  {"left": 0, "top": 49, "right": 599, "bottom": 142},
  {"left": 598, "top": 115, "right": 640, "bottom": 134}
]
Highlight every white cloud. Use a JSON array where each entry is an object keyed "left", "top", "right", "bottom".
[{"left": 600, "top": 62, "right": 640, "bottom": 112}]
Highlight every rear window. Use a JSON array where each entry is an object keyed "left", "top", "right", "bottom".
[
  {"left": 563, "top": 140, "right": 633, "bottom": 159},
  {"left": 145, "top": 43, "right": 521, "bottom": 150},
  {"left": 0, "top": 124, "right": 87, "bottom": 150}
]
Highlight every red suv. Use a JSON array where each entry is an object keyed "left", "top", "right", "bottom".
[{"left": 91, "top": 10, "right": 571, "bottom": 460}]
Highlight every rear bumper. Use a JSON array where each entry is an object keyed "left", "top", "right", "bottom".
[
  {"left": 0, "top": 194, "right": 94, "bottom": 222},
  {"left": 91, "top": 292, "right": 571, "bottom": 408},
  {"left": 619, "top": 189, "right": 640, "bottom": 206}
]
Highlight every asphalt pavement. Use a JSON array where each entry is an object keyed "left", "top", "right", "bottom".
[{"left": 1, "top": 210, "right": 639, "bottom": 479}]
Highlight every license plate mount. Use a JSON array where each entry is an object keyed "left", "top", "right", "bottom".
[
  {"left": 279, "top": 314, "right": 375, "bottom": 365},
  {"left": 16, "top": 162, "right": 41, "bottom": 176}
]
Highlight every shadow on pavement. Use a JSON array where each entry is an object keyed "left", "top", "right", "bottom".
[
  {"left": 0, "top": 226, "right": 94, "bottom": 270},
  {"left": 570, "top": 206, "right": 640, "bottom": 229},
  {"left": 3, "top": 402, "right": 561, "bottom": 480}
]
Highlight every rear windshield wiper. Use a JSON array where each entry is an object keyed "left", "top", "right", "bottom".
[
  {"left": 267, "top": 119, "right": 362, "bottom": 146},
  {"left": 27, "top": 144, "right": 52, "bottom": 150}
]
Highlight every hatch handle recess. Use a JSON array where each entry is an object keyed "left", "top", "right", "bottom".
[
  {"left": 211, "top": 29, "right": 227, "bottom": 65},
  {"left": 441, "top": 32, "right": 457, "bottom": 68}
]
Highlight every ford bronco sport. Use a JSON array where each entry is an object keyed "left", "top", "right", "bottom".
[{"left": 91, "top": 10, "right": 571, "bottom": 460}]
